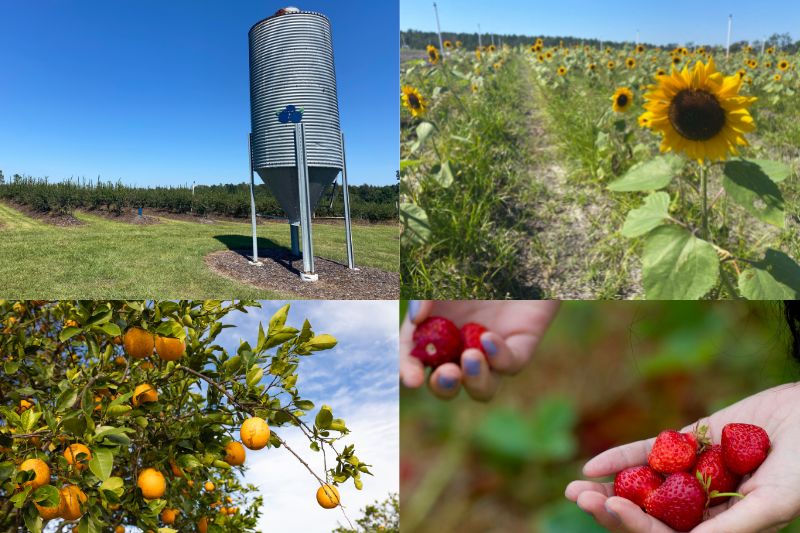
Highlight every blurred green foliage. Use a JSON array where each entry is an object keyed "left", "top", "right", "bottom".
[{"left": 401, "top": 301, "right": 800, "bottom": 532}]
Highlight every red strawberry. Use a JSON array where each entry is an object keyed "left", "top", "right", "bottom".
[
  {"left": 648, "top": 430, "right": 699, "bottom": 474},
  {"left": 411, "top": 317, "right": 463, "bottom": 368},
  {"left": 695, "top": 445, "right": 741, "bottom": 505},
  {"left": 721, "top": 423, "right": 770, "bottom": 476},
  {"left": 461, "top": 323, "right": 488, "bottom": 356},
  {"left": 613, "top": 466, "right": 663, "bottom": 508},
  {"left": 644, "top": 472, "right": 707, "bottom": 532}
]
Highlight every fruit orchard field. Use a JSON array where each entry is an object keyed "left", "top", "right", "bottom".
[
  {"left": 400, "top": 40, "right": 800, "bottom": 299},
  {"left": 0, "top": 204, "right": 398, "bottom": 299}
]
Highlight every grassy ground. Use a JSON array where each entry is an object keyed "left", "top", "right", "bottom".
[{"left": 0, "top": 203, "right": 398, "bottom": 298}]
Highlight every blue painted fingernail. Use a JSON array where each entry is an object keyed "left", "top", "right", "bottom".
[
  {"left": 438, "top": 375, "right": 456, "bottom": 389},
  {"left": 482, "top": 337, "right": 497, "bottom": 357},
  {"left": 408, "top": 300, "right": 421, "bottom": 321},
  {"left": 605, "top": 504, "right": 620, "bottom": 521},
  {"left": 464, "top": 357, "right": 481, "bottom": 376}
]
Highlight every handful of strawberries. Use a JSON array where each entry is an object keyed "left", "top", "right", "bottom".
[
  {"left": 614, "top": 423, "right": 771, "bottom": 531},
  {"left": 410, "top": 316, "right": 488, "bottom": 367}
]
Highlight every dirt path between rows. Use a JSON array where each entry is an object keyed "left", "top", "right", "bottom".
[{"left": 513, "top": 63, "right": 642, "bottom": 299}]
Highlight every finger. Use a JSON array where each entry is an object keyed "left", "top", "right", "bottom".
[
  {"left": 407, "top": 300, "right": 434, "bottom": 325},
  {"left": 605, "top": 496, "right": 674, "bottom": 533},
  {"left": 576, "top": 491, "right": 624, "bottom": 532},
  {"left": 583, "top": 438, "right": 654, "bottom": 478},
  {"left": 565, "top": 480, "right": 615, "bottom": 501},
  {"left": 460, "top": 349, "right": 499, "bottom": 402},
  {"left": 399, "top": 317, "right": 425, "bottom": 388},
  {"left": 428, "top": 363, "right": 461, "bottom": 400},
  {"left": 479, "top": 332, "right": 528, "bottom": 374},
  {"left": 693, "top": 492, "right": 788, "bottom": 533}
]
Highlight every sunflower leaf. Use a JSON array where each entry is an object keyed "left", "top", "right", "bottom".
[
  {"left": 738, "top": 249, "right": 800, "bottom": 299},
  {"left": 642, "top": 226, "right": 719, "bottom": 300},
  {"left": 409, "top": 121, "right": 435, "bottom": 154},
  {"left": 608, "top": 155, "right": 683, "bottom": 192},
  {"left": 723, "top": 160, "right": 785, "bottom": 228},
  {"left": 621, "top": 192, "right": 671, "bottom": 238},
  {"left": 400, "top": 202, "right": 431, "bottom": 246}
]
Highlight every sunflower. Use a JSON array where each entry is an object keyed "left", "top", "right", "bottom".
[
  {"left": 537, "top": 54, "right": 545, "bottom": 63},
  {"left": 766, "top": 46, "right": 775, "bottom": 55},
  {"left": 774, "top": 74, "right": 782, "bottom": 82},
  {"left": 656, "top": 67, "right": 666, "bottom": 77},
  {"left": 765, "top": 60, "right": 773, "bottom": 68},
  {"left": 626, "top": 57, "right": 636, "bottom": 68},
  {"left": 530, "top": 44, "right": 537, "bottom": 53},
  {"left": 640, "top": 58, "right": 757, "bottom": 162},
  {"left": 607, "top": 60, "right": 616, "bottom": 70},
  {"left": 638, "top": 112, "right": 653, "bottom": 128},
  {"left": 588, "top": 63, "right": 597, "bottom": 72},
  {"left": 426, "top": 45, "right": 440, "bottom": 64},
  {"left": 488, "top": 44, "right": 496, "bottom": 53},
  {"left": 778, "top": 60, "right": 790, "bottom": 71},
  {"left": 611, "top": 87, "right": 634, "bottom": 113},
  {"left": 747, "top": 59, "right": 758, "bottom": 68},
  {"left": 737, "top": 69, "right": 746, "bottom": 78},
  {"left": 443, "top": 40, "right": 453, "bottom": 49},
  {"left": 401, "top": 86, "right": 427, "bottom": 117},
  {"left": 672, "top": 56, "right": 682, "bottom": 66},
  {"left": 545, "top": 51, "right": 553, "bottom": 60},
  {"left": 635, "top": 44, "right": 645, "bottom": 54},
  {"left": 475, "top": 47, "right": 482, "bottom": 60},
  {"left": 557, "top": 66, "right": 567, "bottom": 76}
]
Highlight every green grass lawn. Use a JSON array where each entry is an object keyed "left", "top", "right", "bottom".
[{"left": 0, "top": 203, "right": 398, "bottom": 298}]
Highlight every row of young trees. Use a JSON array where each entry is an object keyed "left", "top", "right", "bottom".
[
  {"left": 0, "top": 173, "right": 398, "bottom": 222},
  {"left": 0, "top": 300, "right": 370, "bottom": 532}
]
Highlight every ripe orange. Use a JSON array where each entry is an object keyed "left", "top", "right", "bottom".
[
  {"left": 170, "top": 459, "right": 184, "bottom": 478},
  {"left": 204, "top": 481, "right": 215, "bottom": 492},
  {"left": 115, "top": 526, "right": 125, "bottom": 533},
  {"left": 139, "top": 360, "right": 155, "bottom": 370},
  {"left": 155, "top": 336, "right": 186, "bottom": 361},
  {"left": 124, "top": 327, "right": 154, "bottom": 359},
  {"left": 316, "top": 484, "right": 340, "bottom": 509},
  {"left": 224, "top": 441, "right": 246, "bottom": 466},
  {"left": 18, "top": 399, "right": 33, "bottom": 413},
  {"left": 64, "top": 319, "right": 79, "bottom": 328},
  {"left": 61, "top": 485, "right": 88, "bottom": 520},
  {"left": 114, "top": 356, "right": 127, "bottom": 366},
  {"left": 197, "top": 517, "right": 208, "bottom": 533},
  {"left": 132, "top": 384, "right": 158, "bottom": 407},
  {"left": 161, "top": 507, "right": 179, "bottom": 524},
  {"left": 240, "top": 417, "right": 270, "bottom": 450},
  {"left": 35, "top": 489, "right": 64, "bottom": 520},
  {"left": 19, "top": 458, "right": 50, "bottom": 490},
  {"left": 137, "top": 468, "right": 166, "bottom": 499},
  {"left": 63, "top": 444, "right": 92, "bottom": 471}
]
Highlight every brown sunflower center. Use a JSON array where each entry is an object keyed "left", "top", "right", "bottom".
[
  {"left": 407, "top": 93, "right": 420, "bottom": 109},
  {"left": 668, "top": 89, "right": 726, "bottom": 141},
  {"left": 616, "top": 94, "right": 629, "bottom": 107}
]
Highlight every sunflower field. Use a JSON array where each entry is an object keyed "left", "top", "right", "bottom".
[{"left": 400, "top": 39, "right": 800, "bottom": 299}]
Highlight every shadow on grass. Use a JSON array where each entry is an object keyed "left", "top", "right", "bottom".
[{"left": 214, "top": 234, "right": 301, "bottom": 275}]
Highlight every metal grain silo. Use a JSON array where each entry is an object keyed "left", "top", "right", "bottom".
[
  {"left": 245, "top": 6, "right": 355, "bottom": 280},
  {"left": 249, "top": 8, "right": 342, "bottom": 224}
]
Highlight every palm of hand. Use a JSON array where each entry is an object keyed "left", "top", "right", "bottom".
[
  {"left": 416, "top": 301, "right": 551, "bottom": 337},
  {"left": 568, "top": 382, "right": 800, "bottom": 533}
]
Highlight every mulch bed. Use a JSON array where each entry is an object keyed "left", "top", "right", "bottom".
[
  {"left": 205, "top": 249, "right": 399, "bottom": 299},
  {"left": 83, "top": 209, "right": 161, "bottom": 225},
  {"left": 8, "top": 201, "right": 83, "bottom": 226}
]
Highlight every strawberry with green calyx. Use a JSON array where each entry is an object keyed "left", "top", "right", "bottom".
[
  {"left": 648, "top": 430, "right": 700, "bottom": 474},
  {"left": 695, "top": 444, "right": 741, "bottom": 505},
  {"left": 696, "top": 470, "right": 743, "bottom": 506}
]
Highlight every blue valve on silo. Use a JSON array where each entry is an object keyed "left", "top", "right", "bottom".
[{"left": 277, "top": 105, "right": 304, "bottom": 123}]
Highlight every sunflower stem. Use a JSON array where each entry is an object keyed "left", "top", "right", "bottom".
[{"left": 700, "top": 163, "right": 709, "bottom": 241}]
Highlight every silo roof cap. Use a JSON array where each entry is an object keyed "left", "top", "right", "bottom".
[{"left": 249, "top": 7, "right": 331, "bottom": 35}]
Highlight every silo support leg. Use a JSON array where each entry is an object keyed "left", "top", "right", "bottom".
[
  {"left": 340, "top": 132, "right": 357, "bottom": 270},
  {"left": 290, "top": 224, "right": 300, "bottom": 257},
  {"left": 295, "top": 123, "right": 317, "bottom": 282},
  {"left": 248, "top": 133, "right": 262, "bottom": 266}
]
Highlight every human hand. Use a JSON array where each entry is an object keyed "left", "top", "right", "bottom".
[
  {"left": 400, "top": 300, "right": 560, "bottom": 401},
  {"left": 565, "top": 382, "right": 800, "bottom": 532}
]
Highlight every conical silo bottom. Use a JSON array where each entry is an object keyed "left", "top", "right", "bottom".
[{"left": 256, "top": 167, "right": 341, "bottom": 225}]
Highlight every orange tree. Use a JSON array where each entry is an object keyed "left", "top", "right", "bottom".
[{"left": 0, "top": 300, "right": 370, "bottom": 532}]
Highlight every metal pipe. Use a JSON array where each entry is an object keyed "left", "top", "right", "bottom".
[
  {"left": 340, "top": 131, "right": 355, "bottom": 269},
  {"left": 295, "top": 123, "right": 315, "bottom": 277},
  {"left": 290, "top": 224, "right": 300, "bottom": 256},
  {"left": 248, "top": 133, "right": 260, "bottom": 265},
  {"left": 433, "top": 2, "right": 445, "bottom": 61},
  {"left": 726, "top": 15, "right": 732, "bottom": 58}
]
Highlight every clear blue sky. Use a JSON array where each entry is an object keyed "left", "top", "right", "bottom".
[
  {"left": 402, "top": 0, "right": 800, "bottom": 47},
  {"left": 0, "top": 1, "right": 399, "bottom": 187}
]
